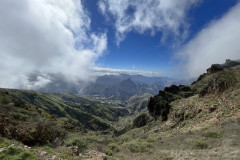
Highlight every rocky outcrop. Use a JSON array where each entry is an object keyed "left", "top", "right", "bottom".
[
  {"left": 148, "top": 59, "right": 240, "bottom": 122},
  {"left": 132, "top": 114, "right": 150, "bottom": 128},
  {"left": 147, "top": 85, "right": 195, "bottom": 121},
  {"left": 193, "top": 59, "right": 240, "bottom": 84},
  {"left": 207, "top": 59, "right": 240, "bottom": 74}
]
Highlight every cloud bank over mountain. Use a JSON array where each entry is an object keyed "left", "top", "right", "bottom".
[
  {"left": 93, "top": 67, "right": 163, "bottom": 77},
  {"left": 0, "top": 0, "right": 107, "bottom": 89},
  {"left": 0, "top": 0, "right": 239, "bottom": 90},
  {"left": 176, "top": 2, "right": 240, "bottom": 78}
]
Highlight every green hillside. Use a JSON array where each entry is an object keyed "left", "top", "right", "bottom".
[
  {"left": 0, "top": 89, "right": 129, "bottom": 146},
  {"left": 109, "top": 65, "right": 240, "bottom": 159},
  {"left": 1, "top": 65, "right": 240, "bottom": 160}
]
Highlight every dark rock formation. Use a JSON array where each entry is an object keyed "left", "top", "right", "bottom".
[
  {"left": 164, "top": 85, "right": 180, "bottom": 94},
  {"left": 113, "top": 125, "right": 132, "bottom": 137},
  {"left": 147, "top": 85, "right": 195, "bottom": 121},
  {"left": 207, "top": 65, "right": 223, "bottom": 74},
  {"left": 132, "top": 114, "right": 150, "bottom": 128},
  {"left": 208, "top": 59, "right": 240, "bottom": 74}
]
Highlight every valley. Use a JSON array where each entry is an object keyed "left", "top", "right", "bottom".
[
  {"left": 0, "top": 61, "right": 240, "bottom": 160},
  {"left": 1, "top": 0, "right": 240, "bottom": 159}
]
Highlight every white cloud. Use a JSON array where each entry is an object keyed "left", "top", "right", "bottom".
[
  {"left": 93, "top": 67, "right": 163, "bottom": 77},
  {"left": 0, "top": 0, "right": 107, "bottom": 89},
  {"left": 176, "top": 2, "right": 240, "bottom": 78},
  {"left": 24, "top": 73, "right": 52, "bottom": 90},
  {"left": 98, "top": 0, "right": 201, "bottom": 45}
]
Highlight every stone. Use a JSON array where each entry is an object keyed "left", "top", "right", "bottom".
[
  {"left": 0, "top": 147, "right": 6, "bottom": 153},
  {"left": 40, "top": 151, "right": 48, "bottom": 156}
]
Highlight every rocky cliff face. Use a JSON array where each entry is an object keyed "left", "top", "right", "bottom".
[
  {"left": 147, "top": 59, "right": 240, "bottom": 121},
  {"left": 147, "top": 85, "right": 195, "bottom": 121}
]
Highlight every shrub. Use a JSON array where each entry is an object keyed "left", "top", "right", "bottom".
[
  {"left": 67, "top": 139, "right": 88, "bottom": 152},
  {"left": 193, "top": 140, "right": 208, "bottom": 149},
  {"left": 147, "top": 138, "right": 156, "bottom": 143},
  {"left": 103, "top": 156, "right": 108, "bottom": 160},
  {"left": 105, "top": 150, "right": 113, "bottom": 156},
  {"left": 108, "top": 143, "right": 119, "bottom": 152},
  {"left": 10, "top": 112, "right": 28, "bottom": 121},
  {"left": 124, "top": 141, "right": 151, "bottom": 153},
  {"left": 0, "top": 146, "right": 38, "bottom": 160},
  {"left": 23, "top": 123, "right": 65, "bottom": 146},
  {"left": 3, "top": 146, "right": 20, "bottom": 155},
  {"left": 202, "top": 131, "right": 222, "bottom": 138},
  {"left": 0, "top": 138, "right": 10, "bottom": 148},
  {"left": 0, "top": 97, "right": 9, "bottom": 105}
]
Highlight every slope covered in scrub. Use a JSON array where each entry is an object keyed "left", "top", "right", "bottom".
[
  {"left": 0, "top": 89, "right": 129, "bottom": 146},
  {"left": 112, "top": 63, "right": 240, "bottom": 159},
  {"left": 0, "top": 61, "right": 240, "bottom": 160}
]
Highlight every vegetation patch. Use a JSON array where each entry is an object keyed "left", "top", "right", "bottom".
[
  {"left": 108, "top": 143, "right": 120, "bottom": 152},
  {"left": 65, "top": 138, "right": 88, "bottom": 153},
  {"left": 192, "top": 140, "right": 208, "bottom": 149},
  {"left": 231, "top": 138, "right": 240, "bottom": 146},
  {"left": 202, "top": 131, "right": 222, "bottom": 138},
  {"left": 123, "top": 141, "right": 152, "bottom": 153},
  {"left": 0, "top": 138, "right": 10, "bottom": 148},
  {"left": 0, "top": 146, "right": 38, "bottom": 160},
  {"left": 147, "top": 138, "right": 156, "bottom": 143},
  {"left": 105, "top": 150, "right": 113, "bottom": 156}
]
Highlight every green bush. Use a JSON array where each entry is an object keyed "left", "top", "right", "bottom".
[
  {"left": 124, "top": 142, "right": 151, "bottom": 153},
  {"left": 193, "top": 140, "right": 208, "bottom": 149},
  {"left": 0, "top": 97, "right": 9, "bottom": 105},
  {"left": 103, "top": 156, "right": 108, "bottom": 160},
  {"left": 105, "top": 150, "right": 113, "bottom": 156},
  {"left": 147, "top": 138, "right": 156, "bottom": 143},
  {"left": 0, "top": 138, "right": 10, "bottom": 148},
  {"left": 3, "top": 146, "right": 20, "bottom": 155},
  {"left": 202, "top": 131, "right": 222, "bottom": 138},
  {"left": 66, "top": 139, "right": 88, "bottom": 152},
  {"left": 108, "top": 143, "right": 119, "bottom": 152},
  {"left": 10, "top": 112, "right": 28, "bottom": 121},
  {"left": 0, "top": 146, "right": 38, "bottom": 160}
]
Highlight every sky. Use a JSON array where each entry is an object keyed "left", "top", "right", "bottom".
[{"left": 0, "top": 0, "right": 240, "bottom": 89}]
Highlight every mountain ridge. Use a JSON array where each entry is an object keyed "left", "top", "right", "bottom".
[{"left": 1, "top": 60, "right": 240, "bottom": 159}]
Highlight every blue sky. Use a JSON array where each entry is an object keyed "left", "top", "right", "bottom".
[
  {"left": 82, "top": 0, "right": 239, "bottom": 72},
  {"left": 0, "top": 0, "right": 240, "bottom": 88}
]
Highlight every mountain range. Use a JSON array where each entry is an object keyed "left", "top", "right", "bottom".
[
  {"left": 1, "top": 60, "right": 240, "bottom": 160},
  {"left": 30, "top": 73, "right": 192, "bottom": 100}
]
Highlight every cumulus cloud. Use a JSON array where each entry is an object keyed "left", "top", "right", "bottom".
[
  {"left": 176, "top": 2, "right": 240, "bottom": 78},
  {"left": 0, "top": 0, "right": 107, "bottom": 89},
  {"left": 98, "top": 0, "right": 201, "bottom": 45}
]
